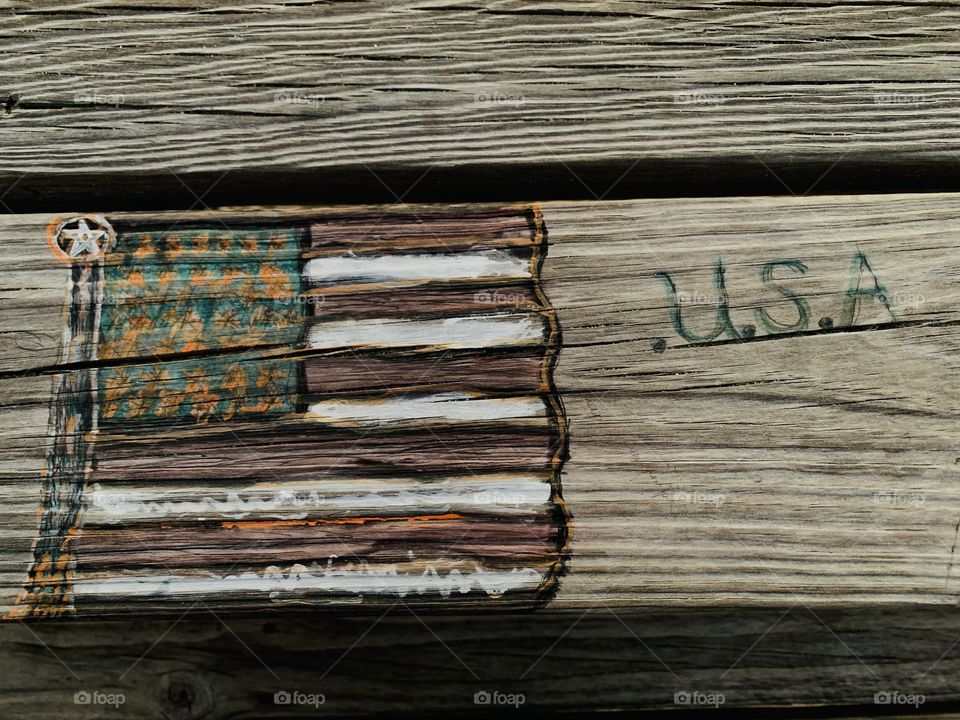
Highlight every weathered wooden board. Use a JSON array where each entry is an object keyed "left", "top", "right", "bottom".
[
  {"left": 1, "top": 606, "right": 958, "bottom": 717},
  {"left": 4, "top": 1, "right": 960, "bottom": 206},
  {"left": 0, "top": 193, "right": 958, "bottom": 618},
  {"left": 6, "top": 2, "right": 960, "bottom": 716}
]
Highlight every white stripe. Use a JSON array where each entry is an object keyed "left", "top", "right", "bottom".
[
  {"left": 84, "top": 476, "right": 552, "bottom": 523},
  {"left": 73, "top": 565, "right": 543, "bottom": 598},
  {"left": 307, "top": 393, "right": 544, "bottom": 425},
  {"left": 304, "top": 250, "right": 530, "bottom": 284},
  {"left": 307, "top": 314, "right": 543, "bottom": 350}
]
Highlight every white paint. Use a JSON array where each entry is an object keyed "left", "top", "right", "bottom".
[
  {"left": 307, "top": 314, "right": 544, "bottom": 350},
  {"left": 307, "top": 393, "right": 545, "bottom": 425},
  {"left": 73, "top": 564, "right": 543, "bottom": 599},
  {"left": 84, "top": 476, "right": 552, "bottom": 523},
  {"left": 304, "top": 250, "right": 530, "bottom": 284}
]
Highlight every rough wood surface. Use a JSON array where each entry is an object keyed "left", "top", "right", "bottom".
[
  {"left": 3, "top": 1, "right": 960, "bottom": 199},
  {"left": 1, "top": 606, "right": 958, "bottom": 717},
  {"left": 1, "top": 193, "right": 959, "bottom": 617},
  {"left": 5, "top": 2, "right": 960, "bottom": 716}
]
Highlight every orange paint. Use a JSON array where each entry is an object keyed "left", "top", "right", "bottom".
[{"left": 45, "top": 216, "right": 72, "bottom": 264}]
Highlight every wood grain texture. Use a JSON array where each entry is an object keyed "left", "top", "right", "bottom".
[
  {"left": 544, "top": 194, "right": 960, "bottom": 608},
  {"left": 2, "top": 0, "right": 960, "bottom": 189},
  {"left": 1, "top": 606, "right": 959, "bottom": 717},
  {"left": 0, "top": 193, "right": 958, "bottom": 618},
  {"left": 5, "top": 2, "right": 960, "bottom": 715}
]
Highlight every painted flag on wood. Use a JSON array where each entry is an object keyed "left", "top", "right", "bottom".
[{"left": 11, "top": 206, "right": 570, "bottom": 617}]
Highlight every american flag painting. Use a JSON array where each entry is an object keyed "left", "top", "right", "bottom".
[{"left": 10, "top": 206, "right": 570, "bottom": 617}]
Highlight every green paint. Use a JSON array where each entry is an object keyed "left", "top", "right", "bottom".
[
  {"left": 656, "top": 259, "right": 741, "bottom": 343},
  {"left": 99, "top": 227, "right": 305, "bottom": 360},
  {"left": 753, "top": 259, "right": 810, "bottom": 334},
  {"left": 97, "top": 227, "right": 305, "bottom": 425},
  {"left": 838, "top": 250, "right": 897, "bottom": 326},
  {"left": 658, "top": 251, "right": 898, "bottom": 345},
  {"left": 98, "top": 355, "right": 298, "bottom": 425}
]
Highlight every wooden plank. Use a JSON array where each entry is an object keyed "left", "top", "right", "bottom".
[
  {"left": 548, "top": 194, "right": 960, "bottom": 608},
  {"left": 0, "top": 606, "right": 958, "bottom": 717},
  {"left": 3, "top": 1, "right": 960, "bottom": 200},
  {"left": 0, "top": 194, "right": 958, "bottom": 617}
]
